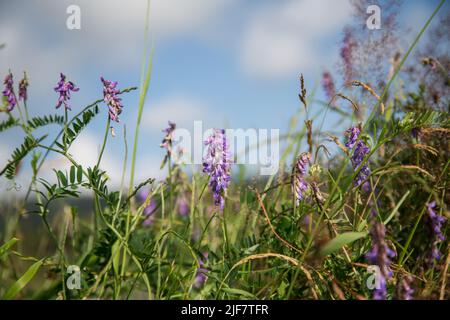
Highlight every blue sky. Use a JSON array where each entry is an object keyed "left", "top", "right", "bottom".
[{"left": 0, "top": 0, "right": 447, "bottom": 193}]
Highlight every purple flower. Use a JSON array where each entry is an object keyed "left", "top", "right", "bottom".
[
  {"left": 292, "top": 152, "right": 310, "bottom": 204},
  {"left": 193, "top": 253, "right": 208, "bottom": 289},
  {"left": 2, "top": 72, "right": 17, "bottom": 111},
  {"left": 366, "top": 220, "right": 396, "bottom": 300},
  {"left": 340, "top": 28, "right": 356, "bottom": 84},
  {"left": 344, "top": 126, "right": 361, "bottom": 149},
  {"left": 18, "top": 72, "right": 29, "bottom": 103},
  {"left": 160, "top": 121, "right": 176, "bottom": 154},
  {"left": 345, "top": 126, "right": 371, "bottom": 188},
  {"left": 101, "top": 77, "right": 123, "bottom": 122},
  {"left": 176, "top": 195, "right": 190, "bottom": 217},
  {"left": 352, "top": 141, "right": 371, "bottom": 187},
  {"left": 137, "top": 189, "right": 157, "bottom": 226},
  {"left": 322, "top": 71, "right": 336, "bottom": 102},
  {"left": 202, "top": 129, "right": 232, "bottom": 210},
  {"left": 425, "top": 201, "right": 446, "bottom": 266},
  {"left": 397, "top": 276, "right": 414, "bottom": 300},
  {"left": 54, "top": 73, "right": 79, "bottom": 110}
]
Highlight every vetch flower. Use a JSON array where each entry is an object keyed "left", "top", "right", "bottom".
[
  {"left": 344, "top": 126, "right": 361, "bottom": 149},
  {"left": 54, "top": 73, "right": 79, "bottom": 110},
  {"left": 340, "top": 28, "right": 356, "bottom": 84},
  {"left": 397, "top": 275, "right": 414, "bottom": 300},
  {"left": 101, "top": 77, "right": 123, "bottom": 122},
  {"left": 160, "top": 121, "right": 176, "bottom": 168},
  {"left": 193, "top": 253, "right": 208, "bottom": 289},
  {"left": 292, "top": 152, "right": 310, "bottom": 205},
  {"left": 176, "top": 195, "right": 190, "bottom": 217},
  {"left": 425, "top": 201, "right": 446, "bottom": 266},
  {"left": 160, "top": 121, "right": 176, "bottom": 154},
  {"left": 366, "top": 218, "right": 396, "bottom": 300},
  {"left": 345, "top": 126, "right": 371, "bottom": 188},
  {"left": 18, "top": 72, "right": 29, "bottom": 103},
  {"left": 321, "top": 71, "right": 336, "bottom": 102},
  {"left": 202, "top": 129, "right": 232, "bottom": 210},
  {"left": 2, "top": 71, "right": 17, "bottom": 111}
]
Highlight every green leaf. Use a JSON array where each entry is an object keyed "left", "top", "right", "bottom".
[
  {"left": 0, "top": 238, "right": 19, "bottom": 259},
  {"left": 320, "top": 232, "right": 368, "bottom": 257},
  {"left": 27, "top": 114, "right": 65, "bottom": 130},
  {"left": 111, "top": 240, "right": 121, "bottom": 275},
  {"left": 0, "top": 135, "right": 47, "bottom": 179},
  {"left": 2, "top": 259, "right": 44, "bottom": 300},
  {"left": 70, "top": 165, "right": 76, "bottom": 184},
  {"left": 77, "top": 165, "right": 83, "bottom": 183},
  {"left": 57, "top": 170, "right": 68, "bottom": 186},
  {"left": 0, "top": 117, "right": 19, "bottom": 132},
  {"left": 222, "top": 287, "right": 257, "bottom": 299},
  {"left": 384, "top": 190, "right": 410, "bottom": 225}
]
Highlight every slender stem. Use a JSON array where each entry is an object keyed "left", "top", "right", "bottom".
[{"left": 97, "top": 117, "right": 111, "bottom": 168}]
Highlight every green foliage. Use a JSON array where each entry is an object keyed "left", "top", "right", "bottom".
[
  {"left": 2, "top": 259, "right": 44, "bottom": 300},
  {"left": 0, "top": 117, "right": 19, "bottom": 132},
  {"left": 27, "top": 114, "right": 65, "bottom": 130},
  {"left": 55, "top": 105, "right": 100, "bottom": 149},
  {"left": 0, "top": 135, "right": 47, "bottom": 179}
]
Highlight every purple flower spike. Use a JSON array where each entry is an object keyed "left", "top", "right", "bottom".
[
  {"left": 161, "top": 121, "right": 176, "bottom": 156},
  {"left": 345, "top": 126, "right": 371, "bottom": 188},
  {"left": 203, "top": 129, "right": 232, "bottom": 210},
  {"left": 340, "top": 28, "right": 356, "bottom": 84},
  {"left": 292, "top": 152, "right": 310, "bottom": 204},
  {"left": 321, "top": 71, "right": 336, "bottom": 102},
  {"left": 54, "top": 73, "right": 79, "bottom": 110},
  {"left": 101, "top": 77, "right": 123, "bottom": 122},
  {"left": 397, "top": 276, "right": 414, "bottom": 300},
  {"left": 18, "top": 72, "right": 29, "bottom": 103},
  {"left": 366, "top": 220, "right": 396, "bottom": 300},
  {"left": 344, "top": 126, "right": 361, "bottom": 149},
  {"left": 193, "top": 253, "right": 209, "bottom": 289},
  {"left": 2, "top": 72, "right": 17, "bottom": 111},
  {"left": 425, "top": 201, "right": 446, "bottom": 267}
]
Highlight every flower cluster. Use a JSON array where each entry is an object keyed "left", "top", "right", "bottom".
[
  {"left": 101, "top": 77, "right": 123, "bottom": 122},
  {"left": 137, "top": 189, "right": 157, "bottom": 226},
  {"left": 176, "top": 195, "right": 190, "bottom": 217},
  {"left": 345, "top": 126, "right": 371, "bottom": 188},
  {"left": 202, "top": 129, "right": 232, "bottom": 210},
  {"left": 340, "top": 28, "right": 356, "bottom": 84},
  {"left": 2, "top": 72, "right": 17, "bottom": 111},
  {"left": 160, "top": 121, "right": 176, "bottom": 156},
  {"left": 425, "top": 201, "right": 446, "bottom": 266},
  {"left": 366, "top": 219, "right": 396, "bottom": 300},
  {"left": 397, "top": 276, "right": 414, "bottom": 300},
  {"left": 292, "top": 152, "right": 310, "bottom": 205},
  {"left": 18, "top": 72, "right": 29, "bottom": 103},
  {"left": 193, "top": 253, "right": 209, "bottom": 289},
  {"left": 321, "top": 71, "right": 336, "bottom": 102},
  {"left": 344, "top": 126, "right": 360, "bottom": 149},
  {"left": 54, "top": 73, "right": 79, "bottom": 110}
]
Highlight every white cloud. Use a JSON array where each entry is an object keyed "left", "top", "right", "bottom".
[
  {"left": 240, "top": 0, "right": 352, "bottom": 79},
  {"left": 66, "top": 132, "right": 123, "bottom": 187},
  {"left": 143, "top": 95, "right": 209, "bottom": 132},
  {"left": 0, "top": 0, "right": 236, "bottom": 106}
]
